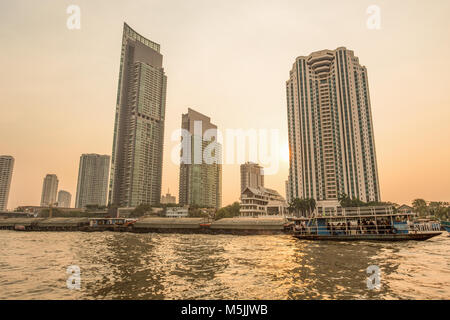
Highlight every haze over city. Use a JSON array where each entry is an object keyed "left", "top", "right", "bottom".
[{"left": 1, "top": 0, "right": 450, "bottom": 210}]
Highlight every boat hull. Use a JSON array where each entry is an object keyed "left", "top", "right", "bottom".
[{"left": 293, "top": 232, "right": 442, "bottom": 242}]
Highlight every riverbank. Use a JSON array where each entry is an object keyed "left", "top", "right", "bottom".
[{"left": 0, "top": 217, "right": 290, "bottom": 235}]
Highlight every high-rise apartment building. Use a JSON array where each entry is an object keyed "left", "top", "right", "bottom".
[
  {"left": 109, "top": 23, "right": 167, "bottom": 208},
  {"left": 40, "top": 174, "right": 59, "bottom": 207},
  {"left": 75, "top": 154, "right": 110, "bottom": 208},
  {"left": 57, "top": 190, "right": 72, "bottom": 208},
  {"left": 286, "top": 47, "right": 380, "bottom": 207},
  {"left": 0, "top": 156, "right": 14, "bottom": 211},
  {"left": 240, "top": 162, "right": 264, "bottom": 193},
  {"left": 285, "top": 179, "right": 291, "bottom": 205},
  {"left": 179, "top": 108, "right": 222, "bottom": 209}
]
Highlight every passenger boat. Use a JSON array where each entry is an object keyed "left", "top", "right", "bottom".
[
  {"left": 441, "top": 221, "right": 450, "bottom": 234},
  {"left": 290, "top": 206, "right": 442, "bottom": 241},
  {"left": 82, "top": 218, "right": 137, "bottom": 232}
]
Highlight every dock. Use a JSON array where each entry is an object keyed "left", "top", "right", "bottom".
[{"left": 0, "top": 216, "right": 289, "bottom": 235}]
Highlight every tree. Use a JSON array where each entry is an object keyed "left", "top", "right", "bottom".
[
  {"left": 412, "top": 199, "right": 428, "bottom": 217},
  {"left": 308, "top": 198, "right": 316, "bottom": 216},
  {"left": 215, "top": 202, "right": 240, "bottom": 220},
  {"left": 130, "top": 204, "right": 152, "bottom": 218}
]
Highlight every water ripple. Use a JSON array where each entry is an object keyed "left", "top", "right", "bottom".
[{"left": 0, "top": 231, "right": 448, "bottom": 299}]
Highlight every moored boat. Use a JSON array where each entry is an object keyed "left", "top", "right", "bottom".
[
  {"left": 441, "top": 221, "right": 450, "bottom": 234},
  {"left": 290, "top": 206, "right": 442, "bottom": 241}
]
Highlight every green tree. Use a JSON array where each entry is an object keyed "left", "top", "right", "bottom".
[
  {"left": 130, "top": 204, "right": 152, "bottom": 218},
  {"left": 412, "top": 199, "right": 428, "bottom": 217},
  {"left": 215, "top": 202, "right": 240, "bottom": 220}
]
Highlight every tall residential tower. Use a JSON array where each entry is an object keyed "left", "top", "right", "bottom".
[
  {"left": 40, "top": 174, "right": 59, "bottom": 207},
  {"left": 109, "top": 23, "right": 167, "bottom": 207},
  {"left": 286, "top": 47, "right": 380, "bottom": 208},
  {"left": 179, "top": 108, "right": 222, "bottom": 209},
  {"left": 75, "top": 154, "right": 110, "bottom": 208},
  {"left": 0, "top": 156, "right": 14, "bottom": 211}
]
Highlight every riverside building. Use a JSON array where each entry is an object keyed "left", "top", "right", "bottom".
[
  {"left": 179, "top": 108, "right": 222, "bottom": 209},
  {"left": 75, "top": 154, "right": 110, "bottom": 208},
  {"left": 286, "top": 47, "right": 381, "bottom": 212},
  {"left": 0, "top": 156, "right": 14, "bottom": 211},
  {"left": 109, "top": 23, "right": 167, "bottom": 208}
]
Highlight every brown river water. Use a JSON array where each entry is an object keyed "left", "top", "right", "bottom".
[{"left": 0, "top": 231, "right": 448, "bottom": 300}]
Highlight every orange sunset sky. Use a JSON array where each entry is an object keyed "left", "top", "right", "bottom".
[{"left": 1, "top": 0, "right": 449, "bottom": 210}]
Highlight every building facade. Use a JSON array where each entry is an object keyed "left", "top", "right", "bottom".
[
  {"left": 0, "top": 156, "right": 14, "bottom": 211},
  {"left": 40, "top": 174, "right": 59, "bottom": 207},
  {"left": 285, "top": 179, "right": 291, "bottom": 205},
  {"left": 165, "top": 207, "right": 189, "bottom": 218},
  {"left": 286, "top": 47, "right": 381, "bottom": 208},
  {"left": 57, "top": 190, "right": 72, "bottom": 208},
  {"left": 179, "top": 108, "right": 222, "bottom": 209},
  {"left": 240, "top": 187, "right": 287, "bottom": 217},
  {"left": 240, "top": 162, "right": 264, "bottom": 193},
  {"left": 161, "top": 190, "right": 176, "bottom": 204},
  {"left": 75, "top": 154, "right": 110, "bottom": 208},
  {"left": 109, "top": 23, "right": 167, "bottom": 208}
]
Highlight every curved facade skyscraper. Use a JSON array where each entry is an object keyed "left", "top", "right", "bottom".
[
  {"left": 286, "top": 47, "right": 380, "bottom": 207},
  {"left": 109, "top": 23, "right": 167, "bottom": 207}
]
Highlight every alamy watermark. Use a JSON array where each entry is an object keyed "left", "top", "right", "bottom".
[
  {"left": 66, "top": 5, "right": 81, "bottom": 30},
  {"left": 366, "top": 5, "right": 381, "bottom": 30},
  {"left": 170, "top": 122, "right": 282, "bottom": 175},
  {"left": 66, "top": 265, "right": 81, "bottom": 290},
  {"left": 366, "top": 265, "right": 381, "bottom": 290}
]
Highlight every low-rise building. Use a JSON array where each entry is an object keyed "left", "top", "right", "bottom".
[
  {"left": 240, "top": 187, "right": 287, "bottom": 217},
  {"left": 166, "top": 207, "right": 189, "bottom": 218}
]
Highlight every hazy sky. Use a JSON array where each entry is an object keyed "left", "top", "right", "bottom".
[{"left": 1, "top": 0, "right": 449, "bottom": 209}]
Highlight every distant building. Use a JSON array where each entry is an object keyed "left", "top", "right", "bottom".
[
  {"left": 240, "top": 162, "right": 264, "bottom": 193},
  {"left": 240, "top": 187, "right": 287, "bottom": 217},
  {"left": 285, "top": 179, "right": 291, "bottom": 204},
  {"left": 161, "top": 190, "right": 176, "bottom": 204},
  {"left": 179, "top": 108, "right": 222, "bottom": 209},
  {"left": 0, "top": 155, "right": 14, "bottom": 211},
  {"left": 40, "top": 174, "right": 58, "bottom": 207},
  {"left": 75, "top": 154, "right": 110, "bottom": 208},
  {"left": 286, "top": 47, "right": 381, "bottom": 209},
  {"left": 57, "top": 190, "right": 72, "bottom": 208},
  {"left": 109, "top": 23, "right": 167, "bottom": 208},
  {"left": 397, "top": 204, "right": 414, "bottom": 214},
  {"left": 166, "top": 207, "right": 189, "bottom": 218},
  {"left": 15, "top": 205, "right": 86, "bottom": 215}
]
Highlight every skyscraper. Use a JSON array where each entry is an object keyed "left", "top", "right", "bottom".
[
  {"left": 0, "top": 156, "right": 14, "bottom": 211},
  {"left": 75, "top": 154, "right": 110, "bottom": 208},
  {"left": 109, "top": 23, "right": 167, "bottom": 208},
  {"left": 285, "top": 179, "right": 291, "bottom": 205},
  {"left": 286, "top": 47, "right": 380, "bottom": 208},
  {"left": 240, "top": 162, "right": 264, "bottom": 193},
  {"left": 179, "top": 108, "right": 222, "bottom": 209},
  {"left": 40, "top": 174, "right": 58, "bottom": 207},
  {"left": 57, "top": 190, "right": 72, "bottom": 208}
]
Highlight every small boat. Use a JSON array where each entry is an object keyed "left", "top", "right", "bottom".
[
  {"left": 14, "top": 225, "right": 26, "bottom": 231},
  {"left": 291, "top": 206, "right": 442, "bottom": 242}
]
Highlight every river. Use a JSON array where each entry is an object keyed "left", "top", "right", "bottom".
[{"left": 0, "top": 231, "right": 448, "bottom": 299}]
